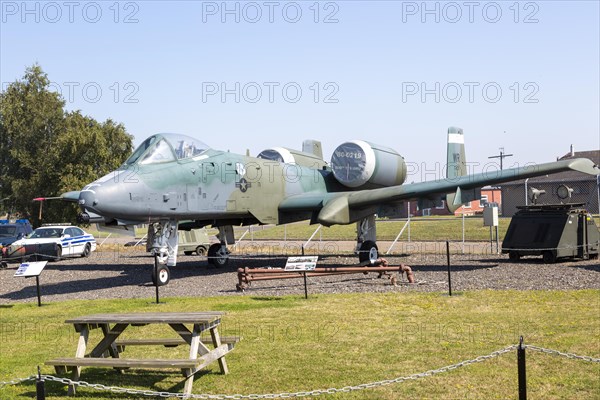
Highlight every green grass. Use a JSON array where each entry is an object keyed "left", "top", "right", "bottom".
[
  {"left": 248, "top": 217, "right": 511, "bottom": 242},
  {"left": 249, "top": 215, "right": 600, "bottom": 243},
  {"left": 1, "top": 291, "right": 598, "bottom": 399}
]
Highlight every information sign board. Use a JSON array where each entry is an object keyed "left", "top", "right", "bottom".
[
  {"left": 15, "top": 261, "right": 48, "bottom": 277},
  {"left": 284, "top": 256, "right": 318, "bottom": 271}
]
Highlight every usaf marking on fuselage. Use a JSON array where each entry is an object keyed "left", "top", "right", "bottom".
[{"left": 56, "top": 128, "right": 599, "bottom": 285}]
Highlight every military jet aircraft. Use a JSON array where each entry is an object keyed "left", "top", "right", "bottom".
[{"left": 57, "top": 127, "right": 598, "bottom": 285}]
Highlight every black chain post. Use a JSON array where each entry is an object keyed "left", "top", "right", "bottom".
[
  {"left": 518, "top": 336, "right": 527, "bottom": 400},
  {"left": 446, "top": 241, "right": 452, "bottom": 296},
  {"left": 154, "top": 255, "right": 160, "bottom": 304},
  {"left": 36, "top": 366, "right": 45, "bottom": 400}
]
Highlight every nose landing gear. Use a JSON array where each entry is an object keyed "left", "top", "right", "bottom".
[{"left": 148, "top": 220, "right": 178, "bottom": 285}]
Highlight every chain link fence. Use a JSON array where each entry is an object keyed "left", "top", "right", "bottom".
[{"left": 500, "top": 177, "right": 600, "bottom": 217}]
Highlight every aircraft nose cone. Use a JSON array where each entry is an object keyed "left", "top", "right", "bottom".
[{"left": 79, "top": 190, "right": 98, "bottom": 208}]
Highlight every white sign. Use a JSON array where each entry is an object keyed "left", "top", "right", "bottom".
[
  {"left": 14, "top": 261, "right": 48, "bottom": 277},
  {"left": 284, "top": 256, "right": 318, "bottom": 271}
]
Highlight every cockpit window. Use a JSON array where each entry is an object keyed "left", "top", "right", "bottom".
[
  {"left": 124, "top": 134, "right": 210, "bottom": 166},
  {"left": 163, "top": 133, "right": 209, "bottom": 160},
  {"left": 139, "top": 139, "right": 176, "bottom": 165},
  {"left": 125, "top": 135, "right": 158, "bottom": 165}
]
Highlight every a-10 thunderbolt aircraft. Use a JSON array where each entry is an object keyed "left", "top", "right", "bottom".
[{"left": 57, "top": 127, "right": 598, "bottom": 285}]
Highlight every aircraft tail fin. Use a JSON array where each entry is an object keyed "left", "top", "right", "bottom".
[
  {"left": 446, "top": 127, "right": 466, "bottom": 179},
  {"left": 446, "top": 127, "right": 467, "bottom": 212}
]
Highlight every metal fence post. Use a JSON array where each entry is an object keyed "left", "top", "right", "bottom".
[
  {"left": 518, "top": 336, "right": 527, "bottom": 400},
  {"left": 36, "top": 366, "right": 45, "bottom": 400},
  {"left": 446, "top": 241, "right": 452, "bottom": 296}
]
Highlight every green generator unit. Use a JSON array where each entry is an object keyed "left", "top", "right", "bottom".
[{"left": 502, "top": 203, "right": 600, "bottom": 263}]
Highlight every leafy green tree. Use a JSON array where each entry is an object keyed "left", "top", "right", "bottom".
[{"left": 0, "top": 64, "right": 133, "bottom": 225}]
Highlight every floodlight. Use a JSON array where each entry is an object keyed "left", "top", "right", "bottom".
[
  {"left": 529, "top": 187, "right": 546, "bottom": 205},
  {"left": 557, "top": 184, "right": 573, "bottom": 200}
]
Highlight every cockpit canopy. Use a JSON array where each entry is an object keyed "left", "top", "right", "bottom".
[{"left": 125, "top": 133, "right": 210, "bottom": 165}]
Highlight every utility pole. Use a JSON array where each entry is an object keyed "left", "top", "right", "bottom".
[{"left": 488, "top": 147, "right": 513, "bottom": 170}]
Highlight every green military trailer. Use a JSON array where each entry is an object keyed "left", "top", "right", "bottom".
[
  {"left": 178, "top": 228, "right": 212, "bottom": 256},
  {"left": 145, "top": 228, "right": 212, "bottom": 256},
  {"left": 502, "top": 203, "right": 600, "bottom": 263}
]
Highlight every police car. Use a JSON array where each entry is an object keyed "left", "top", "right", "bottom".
[{"left": 8, "top": 224, "right": 96, "bottom": 261}]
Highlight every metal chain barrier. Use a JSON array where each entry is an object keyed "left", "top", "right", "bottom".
[
  {"left": 0, "top": 376, "right": 35, "bottom": 386},
  {"left": 1, "top": 345, "right": 517, "bottom": 399},
  {"left": 525, "top": 345, "right": 600, "bottom": 363},
  {"left": 2, "top": 344, "right": 598, "bottom": 398}
]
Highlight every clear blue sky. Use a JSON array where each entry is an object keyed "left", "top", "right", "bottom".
[{"left": 1, "top": 1, "right": 598, "bottom": 182}]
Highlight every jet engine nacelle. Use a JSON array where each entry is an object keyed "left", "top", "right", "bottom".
[
  {"left": 331, "top": 140, "right": 406, "bottom": 189},
  {"left": 257, "top": 147, "right": 327, "bottom": 169}
]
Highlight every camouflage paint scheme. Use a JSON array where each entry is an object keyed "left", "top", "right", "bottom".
[{"left": 59, "top": 128, "right": 599, "bottom": 281}]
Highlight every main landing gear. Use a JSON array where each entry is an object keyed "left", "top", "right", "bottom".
[
  {"left": 356, "top": 215, "right": 379, "bottom": 264},
  {"left": 208, "top": 225, "right": 234, "bottom": 267}
]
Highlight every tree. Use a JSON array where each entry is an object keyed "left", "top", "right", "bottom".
[{"left": 0, "top": 64, "right": 133, "bottom": 225}]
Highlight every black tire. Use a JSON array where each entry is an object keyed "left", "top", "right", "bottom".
[
  {"left": 358, "top": 241, "right": 378, "bottom": 264},
  {"left": 208, "top": 243, "right": 229, "bottom": 267},
  {"left": 53, "top": 245, "right": 62, "bottom": 262},
  {"left": 151, "top": 264, "right": 170, "bottom": 286},
  {"left": 81, "top": 243, "right": 91, "bottom": 258},
  {"left": 196, "top": 246, "right": 206, "bottom": 256},
  {"left": 542, "top": 250, "right": 557, "bottom": 264},
  {"left": 508, "top": 251, "right": 520, "bottom": 262},
  {"left": 0, "top": 261, "right": 7, "bottom": 269}
]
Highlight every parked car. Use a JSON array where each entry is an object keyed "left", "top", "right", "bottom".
[
  {"left": 0, "top": 219, "right": 33, "bottom": 248},
  {"left": 7, "top": 224, "right": 96, "bottom": 261},
  {"left": 1, "top": 219, "right": 34, "bottom": 263}
]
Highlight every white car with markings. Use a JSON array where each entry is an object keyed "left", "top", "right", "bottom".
[{"left": 9, "top": 225, "right": 97, "bottom": 261}]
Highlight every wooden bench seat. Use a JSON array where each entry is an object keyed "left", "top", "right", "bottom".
[
  {"left": 115, "top": 336, "right": 241, "bottom": 352},
  {"left": 46, "top": 357, "right": 202, "bottom": 370}
]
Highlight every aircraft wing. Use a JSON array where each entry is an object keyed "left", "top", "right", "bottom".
[{"left": 279, "top": 158, "right": 600, "bottom": 226}]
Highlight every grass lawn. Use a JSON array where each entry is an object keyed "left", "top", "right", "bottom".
[
  {"left": 1, "top": 290, "right": 598, "bottom": 399},
  {"left": 247, "top": 217, "right": 511, "bottom": 242}
]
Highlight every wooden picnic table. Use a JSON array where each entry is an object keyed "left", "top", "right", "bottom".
[{"left": 46, "top": 312, "right": 239, "bottom": 396}]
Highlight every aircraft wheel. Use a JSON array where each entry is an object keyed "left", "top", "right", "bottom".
[
  {"left": 358, "top": 241, "right": 378, "bottom": 264},
  {"left": 542, "top": 250, "right": 557, "bottom": 264},
  {"left": 508, "top": 251, "right": 520, "bottom": 262},
  {"left": 208, "top": 243, "right": 229, "bottom": 267},
  {"left": 81, "top": 243, "right": 91, "bottom": 258},
  {"left": 152, "top": 264, "right": 170, "bottom": 286}
]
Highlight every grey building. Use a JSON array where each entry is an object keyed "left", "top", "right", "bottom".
[{"left": 500, "top": 149, "right": 600, "bottom": 217}]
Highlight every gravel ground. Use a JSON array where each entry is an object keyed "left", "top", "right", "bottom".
[{"left": 1, "top": 243, "right": 599, "bottom": 304}]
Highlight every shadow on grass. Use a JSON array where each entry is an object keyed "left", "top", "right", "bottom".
[{"left": 30, "top": 368, "right": 221, "bottom": 399}]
